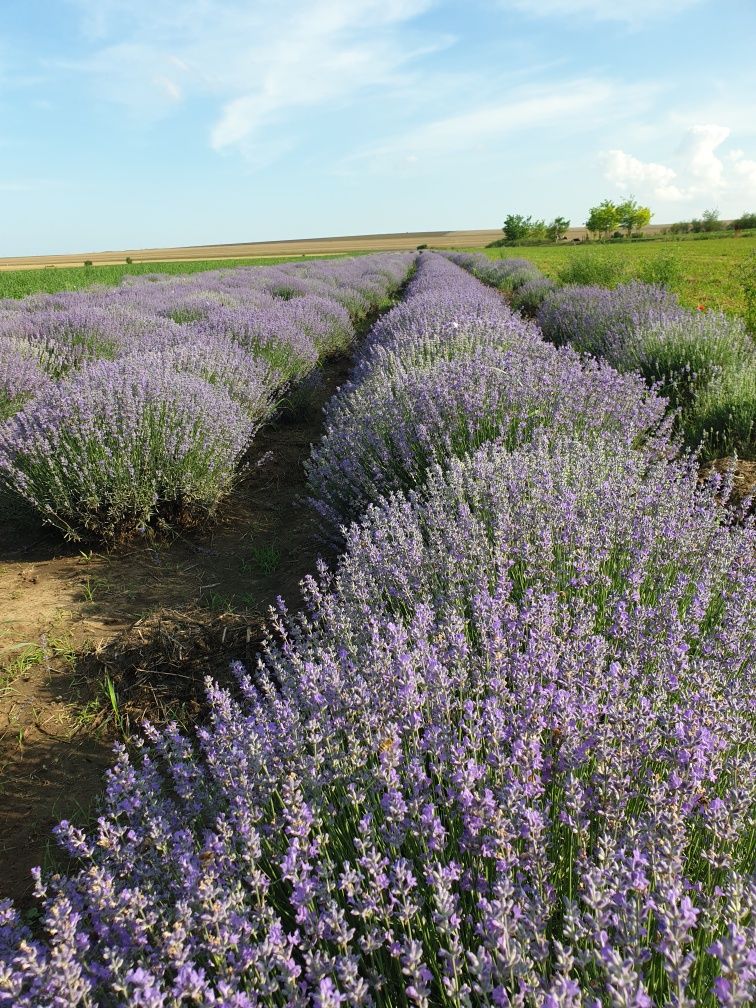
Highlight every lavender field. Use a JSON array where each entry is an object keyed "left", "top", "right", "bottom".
[
  {"left": 0, "top": 255, "right": 412, "bottom": 540},
  {"left": 0, "top": 253, "right": 754, "bottom": 1006}
]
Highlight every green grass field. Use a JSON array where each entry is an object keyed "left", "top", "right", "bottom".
[
  {"left": 469, "top": 235, "right": 756, "bottom": 317},
  {"left": 0, "top": 254, "right": 349, "bottom": 300}
]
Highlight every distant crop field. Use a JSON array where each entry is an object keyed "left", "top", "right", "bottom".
[
  {"left": 471, "top": 235, "right": 756, "bottom": 317},
  {"left": 0, "top": 254, "right": 348, "bottom": 300}
]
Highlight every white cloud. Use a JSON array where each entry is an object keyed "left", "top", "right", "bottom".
[
  {"left": 677, "top": 123, "right": 730, "bottom": 186},
  {"left": 729, "top": 150, "right": 756, "bottom": 191},
  {"left": 499, "top": 0, "right": 704, "bottom": 25},
  {"left": 65, "top": 0, "right": 440, "bottom": 156},
  {"left": 600, "top": 123, "right": 756, "bottom": 211},
  {"left": 602, "top": 149, "right": 679, "bottom": 194}
]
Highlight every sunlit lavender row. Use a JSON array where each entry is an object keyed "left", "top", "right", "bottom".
[
  {"left": 445, "top": 251, "right": 756, "bottom": 461},
  {"left": 307, "top": 254, "right": 670, "bottom": 532},
  {"left": 1, "top": 254, "right": 753, "bottom": 1007},
  {"left": 0, "top": 254, "right": 414, "bottom": 539}
]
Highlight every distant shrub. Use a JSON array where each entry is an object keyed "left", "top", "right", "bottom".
[
  {"left": 125, "top": 256, "right": 133, "bottom": 264},
  {"left": 556, "top": 252, "right": 626, "bottom": 287},
  {"left": 416, "top": 243, "right": 428, "bottom": 250},
  {"left": 730, "top": 212, "right": 756, "bottom": 230},
  {"left": 636, "top": 251, "right": 684, "bottom": 291},
  {"left": 83, "top": 260, "right": 93, "bottom": 267},
  {"left": 669, "top": 221, "right": 690, "bottom": 234}
]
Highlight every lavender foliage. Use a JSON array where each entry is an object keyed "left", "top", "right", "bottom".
[
  {"left": 0, "top": 358, "right": 256, "bottom": 539},
  {"left": 0, "top": 338, "right": 52, "bottom": 421}
]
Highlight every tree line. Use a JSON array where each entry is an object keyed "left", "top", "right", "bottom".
[
  {"left": 502, "top": 200, "right": 756, "bottom": 244},
  {"left": 501, "top": 197, "right": 651, "bottom": 243}
]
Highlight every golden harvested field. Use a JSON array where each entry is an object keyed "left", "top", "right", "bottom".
[{"left": 0, "top": 228, "right": 503, "bottom": 271}]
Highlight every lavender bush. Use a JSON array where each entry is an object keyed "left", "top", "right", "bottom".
[
  {"left": 452, "top": 256, "right": 756, "bottom": 459},
  {"left": 627, "top": 312, "right": 754, "bottom": 407},
  {"left": 510, "top": 276, "right": 557, "bottom": 316},
  {"left": 0, "top": 338, "right": 52, "bottom": 421},
  {"left": 0, "top": 358, "right": 257, "bottom": 539},
  {"left": 443, "top": 252, "right": 540, "bottom": 291},
  {"left": 685, "top": 358, "right": 756, "bottom": 459},
  {"left": 1, "top": 432, "right": 753, "bottom": 1005},
  {"left": 536, "top": 282, "right": 685, "bottom": 363}
]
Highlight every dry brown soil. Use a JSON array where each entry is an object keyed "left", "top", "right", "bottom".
[{"left": 0, "top": 358, "right": 351, "bottom": 906}]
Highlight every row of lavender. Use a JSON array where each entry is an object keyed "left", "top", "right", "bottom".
[
  {"left": 0, "top": 255, "right": 414, "bottom": 540},
  {"left": 1, "top": 254, "right": 754, "bottom": 1005},
  {"left": 446, "top": 252, "right": 756, "bottom": 461}
]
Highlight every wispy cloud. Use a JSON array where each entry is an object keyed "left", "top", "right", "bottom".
[
  {"left": 64, "top": 0, "right": 442, "bottom": 156},
  {"left": 347, "top": 77, "right": 655, "bottom": 167}
]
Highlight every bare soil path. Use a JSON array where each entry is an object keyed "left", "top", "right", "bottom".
[{"left": 0, "top": 358, "right": 351, "bottom": 906}]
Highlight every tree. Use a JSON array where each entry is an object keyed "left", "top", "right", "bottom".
[
  {"left": 617, "top": 197, "right": 652, "bottom": 237},
  {"left": 585, "top": 200, "right": 619, "bottom": 239},
  {"left": 503, "top": 214, "right": 533, "bottom": 241},
  {"left": 701, "top": 208, "right": 720, "bottom": 232},
  {"left": 528, "top": 219, "right": 548, "bottom": 240},
  {"left": 547, "top": 216, "right": 570, "bottom": 242},
  {"left": 730, "top": 212, "right": 756, "bottom": 230}
]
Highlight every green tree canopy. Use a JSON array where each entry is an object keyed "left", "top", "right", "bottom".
[
  {"left": 547, "top": 216, "right": 570, "bottom": 241},
  {"left": 617, "top": 197, "right": 652, "bottom": 236},
  {"left": 585, "top": 200, "right": 620, "bottom": 238},
  {"left": 503, "top": 214, "right": 533, "bottom": 241}
]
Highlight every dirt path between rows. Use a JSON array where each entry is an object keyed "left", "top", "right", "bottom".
[{"left": 0, "top": 358, "right": 351, "bottom": 906}]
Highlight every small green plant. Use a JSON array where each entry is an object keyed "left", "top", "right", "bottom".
[
  {"left": 101, "top": 674, "right": 126, "bottom": 735},
  {"left": 0, "top": 642, "right": 46, "bottom": 693},
  {"left": 244, "top": 541, "right": 282, "bottom": 576},
  {"left": 557, "top": 252, "right": 626, "bottom": 287},
  {"left": 636, "top": 252, "right": 684, "bottom": 291},
  {"left": 202, "top": 589, "right": 234, "bottom": 613}
]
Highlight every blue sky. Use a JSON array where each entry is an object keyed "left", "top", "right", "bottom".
[{"left": 1, "top": 0, "right": 755, "bottom": 255}]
